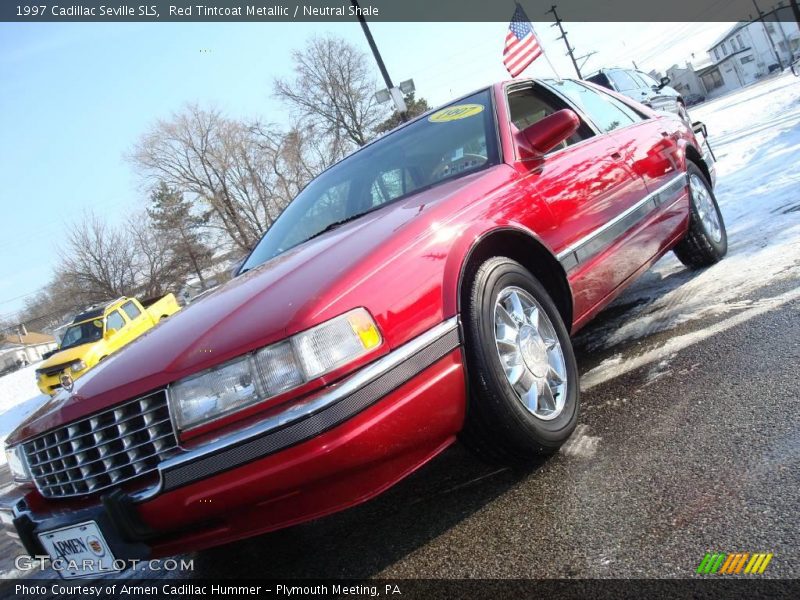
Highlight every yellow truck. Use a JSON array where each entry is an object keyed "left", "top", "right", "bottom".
[{"left": 35, "top": 295, "right": 181, "bottom": 395}]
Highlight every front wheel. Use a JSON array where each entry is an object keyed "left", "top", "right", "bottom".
[
  {"left": 460, "top": 257, "right": 579, "bottom": 465},
  {"left": 674, "top": 163, "right": 727, "bottom": 268}
]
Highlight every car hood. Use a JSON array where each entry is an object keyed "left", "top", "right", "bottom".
[
  {"left": 37, "top": 344, "right": 96, "bottom": 370},
  {"left": 8, "top": 168, "right": 500, "bottom": 444}
]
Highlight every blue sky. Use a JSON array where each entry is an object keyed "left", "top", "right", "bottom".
[{"left": 0, "top": 20, "right": 730, "bottom": 322}]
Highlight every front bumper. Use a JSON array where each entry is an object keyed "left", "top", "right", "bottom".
[{"left": 4, "top": 318, "right": 465, "bottom": 562}]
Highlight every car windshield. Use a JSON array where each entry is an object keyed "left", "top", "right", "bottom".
[
  {"left": 240, "top": 89, "right": 498, "bottom": 271},
  {"left": 59, "top": 319, "right": 103, "bottom": 351}
]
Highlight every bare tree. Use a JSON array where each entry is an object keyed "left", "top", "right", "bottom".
[
  {"left": 274, "top": 35, "right": 385, "bottom": 148},
  {"left": 129, "top": 214, "right": 177, "bottom": 299},
  {"left": 61, "top": 212, "right": 138, "bottom": 301},
  {"left": 132, "top": 106, "right": 261, "bottom": 252},
  {"left": 131, "top": 106, "right": 321, "bottom": 252},
  {"left": 131, "top": 106, "right": 342, "bottom": 253}
]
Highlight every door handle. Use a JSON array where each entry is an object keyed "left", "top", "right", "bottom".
[
  {"left": 610, "top": 151, "right": 622, "bottom": 160},
  {"left": 660, "top": 131, "right": 670, "bottom": 137}
]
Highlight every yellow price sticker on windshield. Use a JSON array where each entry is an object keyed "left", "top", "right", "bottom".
[{"left": 429, "top": 104, "right": 484, "bottom": 123}]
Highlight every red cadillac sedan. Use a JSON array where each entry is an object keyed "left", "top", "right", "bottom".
[{"left": 2, "top": 78, "right": 725, "bottom": 577}]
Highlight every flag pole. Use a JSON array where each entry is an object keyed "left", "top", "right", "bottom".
[
  {"left": 513, "top": 1, "right": 562, "bottom": 81},
  {"left": 530, "top": 22, "right": 562, "bottom": 81}
]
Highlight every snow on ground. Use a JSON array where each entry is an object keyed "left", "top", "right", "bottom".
[
  {"left": 0, "top": 364, "right": 49, "bottom": 463},
  {"left": 577, "top": 73, "right": 800, "bottom": 362}
]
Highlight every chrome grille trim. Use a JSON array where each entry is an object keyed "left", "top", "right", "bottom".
[{"left": 22, "top": 390, "right": 178, "bottom": 499}]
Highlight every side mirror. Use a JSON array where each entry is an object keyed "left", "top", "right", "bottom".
[
  {"left": 518, "top": 109, "right": 581, "bottom": 159},
  {"left": 658, "top": 76, "right": 671, "bottom": 89},
  {"left": 104, "top": 328, "right": 117, "bottom": 340}
]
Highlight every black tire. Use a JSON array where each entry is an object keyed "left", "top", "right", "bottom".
[
  {"left": 460, "top": 257, "right": 579, "bottom": 466},
  {"left": 674, "top": 163, "right": 727, "bottom": 268}
]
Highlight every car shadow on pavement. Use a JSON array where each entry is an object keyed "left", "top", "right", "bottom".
[{"left": 190, "top": 443, "right": 539, "bottom": 578}]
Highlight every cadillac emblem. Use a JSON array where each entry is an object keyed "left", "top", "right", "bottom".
[{"left": 59, "top": 372, "right": 74, "bottom": 392}]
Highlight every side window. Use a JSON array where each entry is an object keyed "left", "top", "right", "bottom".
[
  {"left": 106, "top": 311, "right": 126, "bottom": 332},
  {"left": 121, "top": 301, "right": 141, "bottom": 320},
  {"left": 606, "top": 70, "right": 640, "bottom": 91},
  {"left": 507, "top": 84, "right": 594, "bottom": 149},
  {"left": 549, "top": 80, "right": 639, "bottom": 133}
]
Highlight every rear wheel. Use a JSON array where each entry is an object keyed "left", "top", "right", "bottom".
[
  {"left": 674, "top": 163, "right": 727, "bottom": 268},
  {"left": 460, "top": 257, "right": 579, "bottom": 465}
]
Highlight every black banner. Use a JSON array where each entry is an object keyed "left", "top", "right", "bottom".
[
  {"left": 3, "top": 579, "right": 800, "bottom": 600},
  {"left": 2, "top": 0, "right": 800, "bottom": 22}
]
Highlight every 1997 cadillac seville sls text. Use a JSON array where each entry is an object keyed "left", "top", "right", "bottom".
[{"left": 1, "top": 78, "right": 725, "bottom": 577}]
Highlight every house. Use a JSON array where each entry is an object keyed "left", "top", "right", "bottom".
[
  {"left": 0, "top": 327, "right": 58, "bottom": 374},
  {"left": 700, "top": 12, "right": 800, "bottom": 99},
  {"left": 664, "top": 62, "right": 709, "bottom": 99}
]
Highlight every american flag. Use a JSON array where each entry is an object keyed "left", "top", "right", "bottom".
[{"left": 503, "top": 4, "right": 542, "bottom": 77}]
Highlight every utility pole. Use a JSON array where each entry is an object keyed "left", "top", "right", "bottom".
[
  {"left": 751, "top": 0, "right": 784, "bottom": 70},
  {"left": 349, "top": 0, "right": 407, "bottom": 120},
  {"left": 547, "top": 5, "right": 582, "bottom": 78}
]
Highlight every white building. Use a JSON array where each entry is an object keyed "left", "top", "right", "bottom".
[
  {"left": 664, "top": 62, "right": 709, "bottom": 100},
  {"left": 699, "top": 14, "right": 800, "bottom": 99},
  {"left": 0, "top": 329, "right": 57, "bottom": 374}
]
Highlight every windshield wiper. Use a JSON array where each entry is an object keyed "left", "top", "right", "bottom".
[{"left": 305, "top": 213, "right": 367, "bottom": 243}]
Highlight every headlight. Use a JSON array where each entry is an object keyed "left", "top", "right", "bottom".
[
  {"left": 5, "top": 446, "right": 31, "bottom": 483},
  {"left": 170, "top": 308, "right": 382, "bottom": 430},
  {"left": 71, "top": 359, "right": 87, "bottom": 372}
]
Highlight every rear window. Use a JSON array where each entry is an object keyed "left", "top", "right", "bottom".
[
  {"left": 586, "top": 72, "right": 612, "bottom": 89},
  {"left": 121, "top": 301, "right": 141, "bottom": 320}
]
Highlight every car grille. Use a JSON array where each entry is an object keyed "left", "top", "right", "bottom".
[
  {"left": 22, "top": 390, "right": 178, "bottom": 498},
  {"left": 36, "top": 362, "right": 74, "bottom": 377}
]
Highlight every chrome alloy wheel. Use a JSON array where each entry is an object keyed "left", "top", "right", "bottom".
[
  {"left": 493, "top": 287, "right": 568, "bottom": 421},
  {"left": 690, "top": 173, "right": 722, "bottom": 243}
]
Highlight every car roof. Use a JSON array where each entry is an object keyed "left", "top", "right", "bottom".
[{"left": 71, "top": 297, "right": 128, "bottom": 323}]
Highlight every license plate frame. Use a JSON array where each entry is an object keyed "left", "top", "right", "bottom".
[{"left": 38, "top": 520, "right": 122, "bottom": 579}]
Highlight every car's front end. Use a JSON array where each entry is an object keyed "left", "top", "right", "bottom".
[
  {"left": 35, "top": 344, "right": 100, "bottom": 396},
  {"left": 1, "top": 86, "right": 514, "bottom": 577},
  {"left": 3, "top": 313, "right": 465, "bottom": 574}
]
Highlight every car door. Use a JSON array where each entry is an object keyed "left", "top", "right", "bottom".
[
  {"left": 506, "top": 81, "right": 649, "bottom": 316},
  {"left": 568, "top": 82, "right": 689, "bottom": 289}
]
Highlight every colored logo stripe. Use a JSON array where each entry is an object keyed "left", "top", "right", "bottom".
[{"left": 697, "top": 552, "right": 773, "bottom": 574}]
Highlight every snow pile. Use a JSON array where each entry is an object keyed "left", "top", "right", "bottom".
[
  {"left": 0, "top": 364, "right": 49, "bottom": 463},
  {"left": 578, "top": 73, "right": 800, "bottom": 354}
]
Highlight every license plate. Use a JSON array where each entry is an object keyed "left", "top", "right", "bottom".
[{"left": 38, "top": 521, "right": 121, "bottom": 579}]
